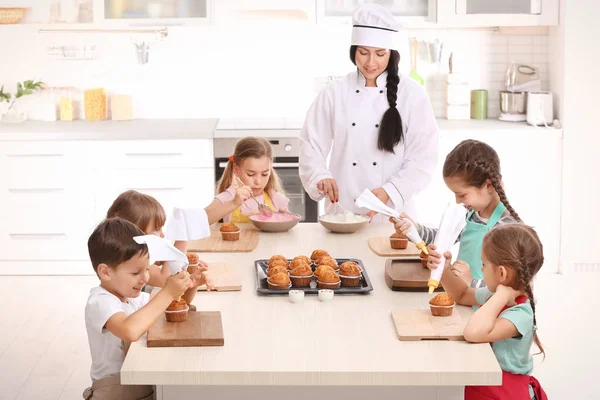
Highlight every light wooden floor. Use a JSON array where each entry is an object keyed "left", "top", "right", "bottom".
[
  {"left": 0, "top": 273, "right": 597, "bottom": 400},
  {"left": 0, "top": 276, "right": 97, "bottom": 400}
]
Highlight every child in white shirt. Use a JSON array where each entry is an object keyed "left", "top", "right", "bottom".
[{"left": 83, "top": 218, "right": 191, "bottom": 400}]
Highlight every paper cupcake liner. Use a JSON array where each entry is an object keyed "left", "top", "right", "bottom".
[
  {"left": 221, "top": 230, "right": 241, "bottom": 241},
  {"left": 267, "top": 279, "right": 292, "bottom": 290},
  {"left": 289, "top": 274, "right": 313, "bottom": 288},
  {"left": 429, "top": 303, "right": 455, "bottom": 317},
  {"left": 165, "top": 306, "right": 189, "bottom": 322},
  {"left": 339, "top": 273, "right": 362, "bottom": 287},
  {"left": 389, "top": 238, "right": 409, "bottom": 249},
  {"left": 317, "top": 279, "right": 341, "bottom": 289}
]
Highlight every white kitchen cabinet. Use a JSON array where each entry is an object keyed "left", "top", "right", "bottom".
[
  {"left": 0, "top": 139, "right": 215, "bottom": 269},
  {"left": 94, "top": 167, "right": 215, "bottom": 226},
  {"left": 0, "top": 142, "right": 96, "bottom": 261},
  {"left": 434, "top": 0, "right": 559, "bottom": 27},
  {"left": 96, "top": 0, "right": 213, "bottom": 26},
  {"left": 317, "top": 0, "right": 436, "bottom": 27},
  {"left": 316, "top": 0, "right": 559, "bottom": 27},
  {"left": 412, "top": 130, "right": 562, "bottom": 274}
]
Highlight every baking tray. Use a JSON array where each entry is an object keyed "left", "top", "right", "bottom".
[{"left": 254, "top": 258, "right": 373, "bottom": 295}]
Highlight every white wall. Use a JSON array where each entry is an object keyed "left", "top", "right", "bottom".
[
  {"left": 558, "top": 0, "right": 600, "bottom": 274},
  {"left": 0, "top": 18, "right": 549, "bottom": 121}
]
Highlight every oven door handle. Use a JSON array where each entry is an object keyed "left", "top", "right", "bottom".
[{"left": 218, "top": 162, "right": 300, "bottom": 168}]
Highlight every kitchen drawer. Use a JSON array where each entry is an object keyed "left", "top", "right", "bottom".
[
  {"left": 0, "top": 187, "right": 94, "bottom": 261},
  {"left": 94, "top": 167, "right": 216, "bottom": 225},
  {"left": 0, "top": 141, "right": 94, "bottom": 189},
  {"left": 97, "top": 140, "right": 214, "bottom": 169}
]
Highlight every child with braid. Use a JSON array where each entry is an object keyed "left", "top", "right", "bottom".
[
  {"left": 440, "top": 224, "right": 548, "bottom": 399},
  {"left": 393, "top": 140, "right": 520, "bottom": 288}
]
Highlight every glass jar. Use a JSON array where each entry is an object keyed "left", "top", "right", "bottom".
[{"left": 84, "top": 88, "right": 107, "bottom": 121}]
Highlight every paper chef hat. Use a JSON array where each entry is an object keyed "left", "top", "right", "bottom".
[{"left": 351, "top": 4, "right": 400, "bottom": 51}]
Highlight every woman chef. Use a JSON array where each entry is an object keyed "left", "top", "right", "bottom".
[{"left": 299, "top": 4, "right": 439, "bottom": 222}]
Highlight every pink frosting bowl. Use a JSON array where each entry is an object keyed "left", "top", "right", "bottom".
[{"left": 249, "top": 212, "right": 301, "bottom": 232}]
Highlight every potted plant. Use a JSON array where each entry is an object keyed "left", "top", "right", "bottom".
[{"left": 0, "top": 79, "right": 44, "bottom": 123}]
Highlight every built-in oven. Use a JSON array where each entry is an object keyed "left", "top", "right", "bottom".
[{"left": 213, "top": 137, "right": 318, "bottom": 223}]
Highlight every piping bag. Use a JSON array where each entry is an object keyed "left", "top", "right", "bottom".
[
  {"left": 427, "top": 202, "right": 468, "bottom": 294},
  {"left": 133, "top": 234, "right": 189, "bottom": 300},
  {"left": 355, "top": 188, "right": 428, "bottom": 255}
]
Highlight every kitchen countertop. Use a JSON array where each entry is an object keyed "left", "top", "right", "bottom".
[
  {"left": 0, "top": 118, "right": 562, "bottom": 141},
  {"left": 0, "top": 119, "right": 218, "bottom": 141},
  {"left": 121, "top": 223, "right": 501, "bottom": 387}
]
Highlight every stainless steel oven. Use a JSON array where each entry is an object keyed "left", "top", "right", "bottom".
[{"left": 214, "top": 137, "right": 318, "bottom": 222}]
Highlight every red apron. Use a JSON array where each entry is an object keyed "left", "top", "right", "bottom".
[{"left": 465, "top": 296, "right": 548, "bottom": 400}]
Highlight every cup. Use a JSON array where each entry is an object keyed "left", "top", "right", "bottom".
[{"left": 470, "top": 89, "right": 488, "bottom": 120}]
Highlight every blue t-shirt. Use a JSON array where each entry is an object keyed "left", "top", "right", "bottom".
[{"left": 474, "top": 287, "right": 535, "bottom": 375}]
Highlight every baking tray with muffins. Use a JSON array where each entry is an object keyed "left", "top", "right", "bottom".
[{"left": 254, "top": 250, "right": 373, "bottom": 295}]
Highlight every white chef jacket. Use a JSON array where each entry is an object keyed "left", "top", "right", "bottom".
[{"left": 299, "top": 70, "right": 439, "bottom": 222}]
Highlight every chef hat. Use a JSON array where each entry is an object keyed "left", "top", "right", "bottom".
[{"left": 351, "top": 4, "right": 400, "bottom": 51}]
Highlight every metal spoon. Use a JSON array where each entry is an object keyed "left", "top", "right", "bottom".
[{"left": 234, "top": 176, "right": 273, "bottom": 218}]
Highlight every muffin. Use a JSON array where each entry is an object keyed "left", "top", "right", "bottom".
[
  {"left": 292, "top": 255, "right": 311, "bottom": 265},
  {"left": 267, "top": 265, "right": 289, "bottom": 278},
  {"left": 419, "top": 251, "right": 429, "bottom": 268},
  {"left": 429, "top": 293, "right": 455, "bottom": 317},
  {"left": 186, "top": 252, "right": 201, "bottom": 275},
  {"left": 289, "top": 258, "right": 310, "bottom": 270},
  {"left": 316, "top": 257, "right": 338, "bottom": 271},
  {"left": 339, "top": 261, "right": 362, "bottom": 287},
  {"left": 267, "top": 272, "right": 291, "bottom": 290},
  {"left": 289, "top": 264, "right": 313, "bottom": 288},
  {"left": 390, "top": 232, "right": 409, "bottom": 250},
  {"left": 310, "top": 249, "right": 329, "bottom": 262},
  {"left": 317, "top": 269, "right": 341, "bottom": 289},
  {"left": 314, "top": 264, "right": 335, "bottom": 279},
  {"left": 268, "top": 255, "right": 288, "bottom": 268},
  {"left": 165, "top": 299, "right": 189, "bottom": 323},
  {"left": 220, "top": 222, "right": 240, "bottom": 241}
]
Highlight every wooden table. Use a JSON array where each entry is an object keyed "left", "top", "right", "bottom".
[{"left": 121, "top": 223, "right": 501, "bottom": 400}]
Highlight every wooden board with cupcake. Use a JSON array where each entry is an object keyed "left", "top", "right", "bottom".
[
  {"left": 368, "top": 232, "right": 422, "bottom": 257},
  {"left": 254, "top": 249, "right": 373, "bottom": 295},
  {"left": 187, "top": 222, "right": 259, "bottom": 252},
  {"left": 391, "top": 293, "right": 466, "bottom": 341}
]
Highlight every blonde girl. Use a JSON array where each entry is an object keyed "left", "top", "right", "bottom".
[{"left": 207, "top": 137, "right": 290, "bottom": 223}]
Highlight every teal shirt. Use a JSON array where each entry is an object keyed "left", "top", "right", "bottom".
[{"left": 474, "top": 287, "right": 535, "bottom": 375}]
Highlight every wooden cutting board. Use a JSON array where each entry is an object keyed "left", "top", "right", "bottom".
[
  {"left": 368, "top": 237, "right": 421, "bottom": 257},
  {"left": 391, "top": 309, "right": 465, "bottom": 341},
  {"left": 197, "top": 263, "right": 242, "bottom": 292},
  {"left": 384, "top": 259, "right": 443, "bottom": 292},
  {"left": 147, "top": 310, "right": 224, "bottom": 347},
  {"left": 187, "top": 228, "right": 259, "bottom": 252}
]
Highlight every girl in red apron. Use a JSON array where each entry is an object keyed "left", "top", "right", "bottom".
[
  {"left": 438, "top": 224, "right": 548, "bottom": 400},
  {"left": 393, "top": 140, "right": 521, "bottom": 289}
]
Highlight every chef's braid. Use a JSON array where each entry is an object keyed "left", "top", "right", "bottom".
[
  {"left": 378, "top": 50, "right": 403, "bottom": 153},
  {"left": 483, "top": 224, "right": 545, "bottom": 359},
  {"left": 443, "top": 140, "right": 520, "bottom": 221},
  {"left": 349, "top": 47, "right": 403, "bottom": 153}
]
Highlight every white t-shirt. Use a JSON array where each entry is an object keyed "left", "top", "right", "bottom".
[{"left": 85, "top": 286, "right": 150, "bottom": 381}]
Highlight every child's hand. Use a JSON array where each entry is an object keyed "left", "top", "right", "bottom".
[
  {"left": 449, "top": 260, "right": 472, "bottom": 285},
  {"left": 233, "top": 185, "right": 252, "bottom": 206},
  {"left": 164, "top": 271, "right": 192, "bottom": 298},
  {"left": 495, "top": 284, "right": 523, "bottom": 306},
  {"left": 389, "top": 213, "right": 416, "bottom": 235},
  {"left": 191, "top": 271, "right": 215, "bottom": 291},
  {"left": 425, "top": 244, "right": 443, "bottom": 270}
]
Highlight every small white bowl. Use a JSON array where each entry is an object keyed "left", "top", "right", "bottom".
[
  {"left": 289, "top": 290, "right": 305, "bottom": 303},
  {"left": 318, "top": 289, "right": 334, "bottom": 302}
]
